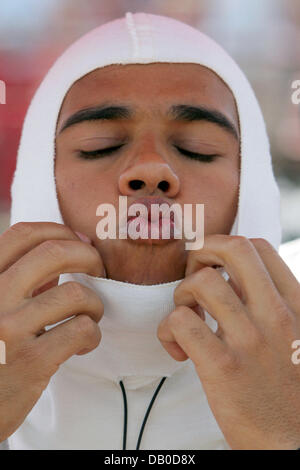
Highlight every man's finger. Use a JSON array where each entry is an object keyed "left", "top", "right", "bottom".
[
  {"left": 174, "top": 267, "right": 251, "bottom": 344},
  {"left": 2, "top": 240, "right": 104, "bottom": 300},
  {"left": 32, "top": 278, "right": 60, "bottom": 297},
  {"left": 0, "top": 222, "right": 81, "bottom": 274},
  {"left": 15, "top": 282, "right": 104, "bottom": 336},
  {"left": 34, "top": 314, "right": 102, "bottom": 370},
  {"left": 250, "top": 238, "right": 300, "bottom": 316},
  {"left": 185, "top": 234, "right": 287, "bottom": 326},
  {"left": 157, "top": 305, "right": 228, "bottom": 372}
]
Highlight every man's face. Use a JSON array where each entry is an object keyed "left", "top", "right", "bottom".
[{"left": 55, "top": 63, "right": 240, "bottom": 284}]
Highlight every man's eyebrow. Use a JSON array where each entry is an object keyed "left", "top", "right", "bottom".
[
  {"left": 168, "top": 104, "right": 239, "bottom": 139},
  {"left": 58, "top": 103, "right": 239, "bottom": 139},
  {"left": 58, "top": 105, "right": 134, "bottom": 134}
]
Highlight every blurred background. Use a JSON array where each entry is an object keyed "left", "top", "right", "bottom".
[{"left": 0, "top": 0, "right": 299, "bottom": 243}]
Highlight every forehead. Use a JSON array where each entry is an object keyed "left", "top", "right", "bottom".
[{"left": 57, "top": 62, "right": 239, "bottom": 129}]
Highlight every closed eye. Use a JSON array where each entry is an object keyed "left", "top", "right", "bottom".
[
  {"left": 77, "top": 144, "right": 219, "bottom": 162},
  {"left": 78, "top": 144, "right": 124, "bottom": 159},
  {"left": 174, "top": 146, "right": 219, "bottom": 162}
]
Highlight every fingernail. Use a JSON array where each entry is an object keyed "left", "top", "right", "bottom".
[{"left": 75, "top": 231, "right": 92, "bottom": 244}]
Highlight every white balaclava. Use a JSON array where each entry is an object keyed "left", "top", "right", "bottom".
[{"left": 10, "top": 12, "right": 281, "bottom": 387}]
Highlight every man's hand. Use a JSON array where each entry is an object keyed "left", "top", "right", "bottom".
[
  {"left": 0, "top": 222, "right": 105, "bottom": 442},
  {"left": 157, "top": 234, "right": 300, "bottom": 450}
]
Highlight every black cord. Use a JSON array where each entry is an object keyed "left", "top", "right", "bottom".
[
  {"left": 119, "top": 376, "right": 167, "bottom": 451},
  {"left": 136, "top": 376, "right": 167, "bottom": 450},
  {"left": 119, "top": 380, "right": 128, "bottom": 451}
]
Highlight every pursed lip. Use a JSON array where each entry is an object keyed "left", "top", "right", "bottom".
[{"left": 127, "top": 197, "right": 174, "bottom": 222}]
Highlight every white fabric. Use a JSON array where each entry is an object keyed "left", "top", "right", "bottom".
[{"left": 8, "top": 12, "right": 282, "bottom": 450}]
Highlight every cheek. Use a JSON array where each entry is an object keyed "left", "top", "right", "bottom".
[
  {"left": 186, "top": 167, "right": 238, "bottom": 200},
  {"left": 56, "top": 164, "right": 82, "bottom": 209},
  {"left": 55, "top": 162, "right": 110, "bottom": 229},
  {"left": 206, "top": 170, "right": 239, "bottom": 232},
  {"left": 186, "top": 167, "right": 239, "bottom": 233},
  {"left": 57, "top": 163, "right": 105, "bottom": 207}
]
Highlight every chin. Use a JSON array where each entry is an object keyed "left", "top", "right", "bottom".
[{"left": 93, "top": 238, "right": 186, "bottom": 285}]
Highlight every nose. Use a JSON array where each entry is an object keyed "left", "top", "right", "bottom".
[{"left": 118, "top": 147, "right": 180, "bottom": 198}]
